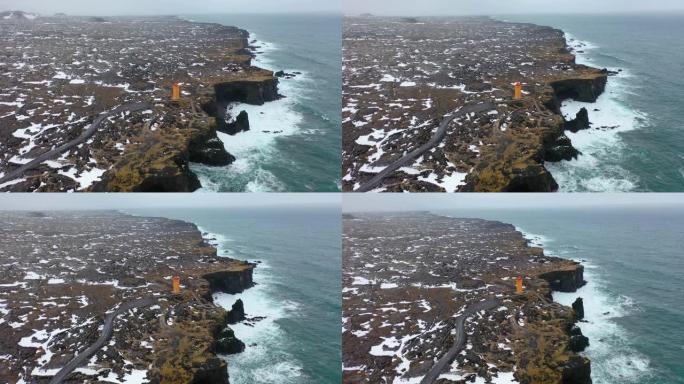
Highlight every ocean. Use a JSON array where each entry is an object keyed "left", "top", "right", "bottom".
[
  {"left": 185, "top": 14, "right": 341, "bottom": 192},
  {"left": 501, "top": 13, "right": 684, "bottom": 192},
  {"left": 439, "top": 206, "right": 684, "bottom": 384},
  {"left": 126, "top": 206, "right": 341, "bottom": 384}
]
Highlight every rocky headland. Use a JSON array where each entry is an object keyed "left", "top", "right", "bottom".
[
  {"left": 343, "top": 212, "right": 590, "bottom": 383},
  {"left": 342, "top": 16, "right": 607, "bottom": 192},
  {"left": 0, "top": 13, "right": 281, "bottom": 192},
  {"left": 0, "top": 211, "right": 255, "bottom": 383}
]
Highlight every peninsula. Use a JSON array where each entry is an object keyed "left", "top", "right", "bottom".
[
  {"left": 0, "top": 13, "right": 280, "bottom": 192},
  {"left": 342, "top": 16, "right": 607, "bottom": 192},
  {"left": 0, "top": 211, "right": 255, "bottom": 383},
  {"left": 343, "top": 212, "right": 590, "bottom": 383}
]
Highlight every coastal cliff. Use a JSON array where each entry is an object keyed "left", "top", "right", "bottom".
[
  {"left": 343, "top": 213, "right": 592, "bottom": 383},
  {"left": 511, "top": 259, "right": 591, "bottom": 384},
  {"left": 0, "top": 211, "right": 255, "bottom": 383},
  {"left": 342, "top": 17, "right": 609, "bottom": 192},
  {"left": 462, "top": 31, "right": 609, "bottom": 193},
  {"left": 0, "top": 15, "right": 281, "bottom": 192},
  {"left": 153, "top": 262, "right": 256, "bottom": 384}
]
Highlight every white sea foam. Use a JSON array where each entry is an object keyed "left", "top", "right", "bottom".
[
  {"left": 206, "top": 222, "right": 304, "bottom": 384},
  {"left": 194, "top": 35, "right": 309, "bottom": 192},
  {"left": 547, "top": 34, "right": 645, "bottom": 192},
  {"left": 213, "top": 261, "right": 304, "bottom": 384},
  {"left": 517, "top": 227, "right": 653, "bottom": 384},
  {"left": 197, "top": 226, "right": 234, "bottom": 257}
]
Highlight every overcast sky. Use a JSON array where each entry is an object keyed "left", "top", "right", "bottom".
[
  {"left": 0, "top": 193, "right": 339, "bottom": 211},
  {"left": 344, "top": 0, "right": 684, "bottom": 16},
  {"left": 2, "top": 0, "right": 339, "bottom": 16},
  {"left": 343, "top": 194, "right": 684, "bottom": 212}
]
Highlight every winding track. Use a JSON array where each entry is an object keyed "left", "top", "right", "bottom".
[
  {"left": 418, "top": 298, "right": 502, "bottom": 384},
  {"left": 355, "top": 102, "right": 495, "bottom": 192},
  {"left": 48, "top": 297, "right": 157, "bottom": 384},
  {"left": 0, "top": 102, "right": 152, "bottom": 186}
]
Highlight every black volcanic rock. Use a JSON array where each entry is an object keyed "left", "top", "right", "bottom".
[
  {"left": 203, "top": 268, "right": 254, "bottom": 294},
  {"left": 545, "top": 134, "right": 580, "bottom": 162},
  {"left": 566, "top": 107, "right": 590, "bottom": 133},
  {"left": 189, "top": 357, "right": 230, "bottom": 384},
  {"left": 219, "top": 110, "right": 250, "bottom": 135},
  {"left": 549, "top": 72, "right": 607, "bottom": 106},
  {"left": 275, "top": 70, "right": 297, "bottom": 79},
  {"left": 561, "top": 355, "right": 592, "bottom": 384},
  {"left": 215, "top": 327, "right": 246, "bottom": 355},
  {"left": 189, "top": 126, "right": 235, "bottom": 166},
  {"left": 214, "top": 78, "right": 279, "bottom": 105},
  {"left": 572, "top": 297, "right": 585, "bottom": 320},
  {"left": 539, "top": 263, "right": 586, "bottom": 292},
  {"left": 227, "top": 299, "right": 246, "bottom": 324},
  {"left": 569, "top": 334, "right": 590, "bottom": 353}
]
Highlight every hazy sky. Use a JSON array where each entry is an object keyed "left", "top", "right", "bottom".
[
  {"left": 343, "top": 194, "right": 684, "bottom": 212},
  {"left": 344, "top": 0, "right": 684, "bottom": 16},
  {"left": 2, "top": 0, "right": 339, "bottom": 16},
  {"left": 0, "top": 193, "right": 340, "bottom": 211}
]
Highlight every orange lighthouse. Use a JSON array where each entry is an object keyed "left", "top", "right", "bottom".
[
  {"left": 171, "top": 83, "right": 181, "bottom": 101},
  {"left": 172, "top": 275, "right": 181, "bottom": 294},
  {"left": 513, "top": 82, "right": 523, "bottom": 100}
]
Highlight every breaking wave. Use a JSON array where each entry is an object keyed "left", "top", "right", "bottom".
[
  {"left": 517, "top": 227, "right": 654, "bottom": 384},
  {"left": 546, "top": 34, "right": 646, "bottom": 192}
]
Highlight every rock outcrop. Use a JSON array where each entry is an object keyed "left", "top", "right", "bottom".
[
  {"left": 568, "top": 325, "right": 589, "bottom": 353},
  {"left": 539, "top": 262, "right": 586, "bottom": 292},
  {"left": 189, "top": 121, "right": 236, "bottom": 166},
  {"left": 548, "top": 69, "right": 608, "bottom": 109},
  {"left": 214, "top": 76, "right": 280, "bottom": 106},
  {"left": 572, "top": 297, "right": 585, "bottom": 320},
  {"left": 202, "top": 266, "right": 255, "bottom": 294},
  {"left": 219, "top": 110, "right": 250, "bottom": 135},
  {"left": 565, "top": 107, "right": 591, "bottom": 133},
  {"left": 214, "top": 327, "right": 246, "bottom": 355},
  {"left": 561, "top": 356, "right": 592, "bottom": 384},
  {"left": 545, "top": 134, "right": 581, "bottom": 162},
  {"left": 227, "top": 299, "right": 246, "bottom": 324}
]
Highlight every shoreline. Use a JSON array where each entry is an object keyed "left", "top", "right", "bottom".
[
  {"left": 343, "top": 212, "right": 591, "bottom": 383},
  {"left": 437, "top": 213, "right": 593, "bottom": 381},
  {"left": 494, "top": 15, "right": 644, "bottom": 192},
  {"left": 0, "top": 15, "right": 282, "bottom": 192},
  {"left": 196, "top": 224, "right": 305, "bottom": 384},
  {"left": 342, "top": 16, "right": 610, "bottom": 192},
  {"left": 0, "top": 210, "right": 255, "bottom": 384},
  {"left": 547, "top": 31, "right": 643, "bottom": 192},
  {"left": 187, "top": 24, "right": 308, "bottom": 192},
  {"left": 515, "top": 224, "right": 652, "bottom": 383}
]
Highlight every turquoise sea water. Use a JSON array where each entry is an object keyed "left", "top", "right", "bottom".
[
  {"left": 186, "top": 14, "right": 341, "bottom": 192},
  {"left": 502, "top": 14, "right": 684, "bottom": 192},
  {"left": 127, "top": 206, "right": 341, "bottom": 384},
  {"left": 439, "top": 207, "right": 684, "bottom": 384}
]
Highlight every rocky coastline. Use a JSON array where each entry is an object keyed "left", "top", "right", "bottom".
[
  {"left": 0, "top": 14, "right": 281, "bottom": 192},
  {"left": 0, "top": 211, "right": 255, "bottom": 383},
  {"left": 343, "top": 212, "right": 591, "bottom": 383},
  {"left": 342, "top": 16, "right": 608, "bottom": 192}
]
